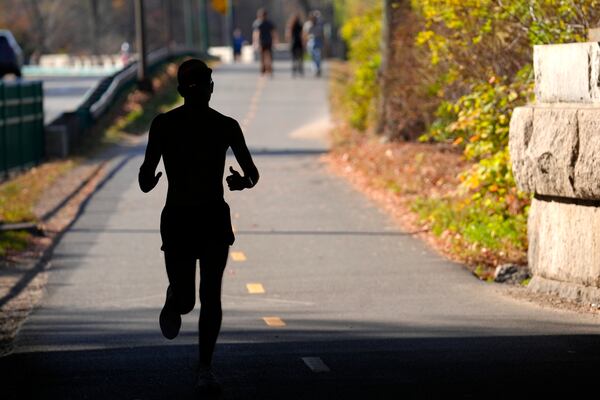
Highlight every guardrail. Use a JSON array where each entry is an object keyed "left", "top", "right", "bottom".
[
  {"left": 0, "top": 81, "right": 44, "bottom": 176},
  {"left": 46, "top": 46, "right": 207, "bottom": 158}
]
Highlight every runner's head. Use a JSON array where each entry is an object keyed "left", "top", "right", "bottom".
[{"left": 177, "top": 59, "right": 213, "bottom": 102}]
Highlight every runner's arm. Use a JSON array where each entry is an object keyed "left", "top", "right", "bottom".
[
  {"left": 228, "top": 120, "right": 259, "bottom": 190},
  {"left": 138, "top": 115, "right": 163, "bottom": 193}
]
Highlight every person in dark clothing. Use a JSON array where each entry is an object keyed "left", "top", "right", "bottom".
[
  {"left": 139, "top": 59, "right": 259, "bottom": 392},
  {"left": 286, "top": 13, "right": 304, "bottom": 76},
  {"left": 252, "top": 8, "right": 278, "bottom": 75}
]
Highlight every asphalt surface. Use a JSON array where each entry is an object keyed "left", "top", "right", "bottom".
[{"left": 3, "top": 62, "right": 600, "bottom": 399}]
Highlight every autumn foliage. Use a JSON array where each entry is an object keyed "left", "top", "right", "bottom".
[{"left": 333, "top": 0, "right": 600, "bottom": 268}]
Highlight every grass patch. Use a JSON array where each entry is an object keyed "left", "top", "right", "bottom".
[
  {"left": 0, "top": 160, "right": 75, "bottom": 223},
  {"left": 411, "top": 197, "right": 527, "bottom": 250},
  {"left": 0, "top": 231, "right": 30, "bottom": 257},
  {"left": 411, "top": 195, "right": 527, "bottom": 267},
  {"left": 0, "top": 159, "right": 75, "bottom": 257}
]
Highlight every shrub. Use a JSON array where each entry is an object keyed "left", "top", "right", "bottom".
[
  {"left": 338, "top": 3, "right": 382, "bottom": 131},
  {"left": 409, "top": 1, "right": 600, "bottom": 261}
]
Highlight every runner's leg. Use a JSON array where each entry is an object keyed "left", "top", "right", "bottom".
[
  {"left": 198, "top": 245, "right": 229, "bottom": 367},
  {"left": 164, "top": 252, "right": 196, "bottom": 315}
]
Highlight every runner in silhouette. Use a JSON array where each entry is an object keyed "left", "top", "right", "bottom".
[{"left": 139, "top": 59, "right": 259, "bottom": 392}]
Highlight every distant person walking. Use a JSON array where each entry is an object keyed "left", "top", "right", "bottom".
[
  {"left": 252, "top": 8, "right": 278, "bottom": 75},
  {"left": 139, "top": 59, "right": 259, "bottom": 393},
  {"left": 303, "top": 10, "right": 325, "bottom": 77},
  {"left": 120, "top": 41, "right": 130, "bottom": 66},
  {"left": 286, "top": 13, "right": 304, "bottom": 76},
  {"left": 232, "top": 28, "right": 244, "bottom": 62}
]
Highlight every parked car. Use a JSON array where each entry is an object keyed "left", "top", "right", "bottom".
[{"left": 0, "top": 30, "right": 23, "bottom": 78}]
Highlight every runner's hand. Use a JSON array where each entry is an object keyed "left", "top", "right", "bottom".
[
  {"left": 139, "top": 170, "right": 162, "bottom": 193},
  {"left": 226, "top": 166, "right": 247, "bottom": 191}
]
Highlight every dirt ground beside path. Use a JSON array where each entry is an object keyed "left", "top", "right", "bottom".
[
  {"left": 325, "top": 139, "right": 468, "bottom": 264},
  {"left": 0, "top": 159, "right": 109, "bottom": 355},
  {"left": 326, "top": 138, "right": 600, "bottom": 317}
]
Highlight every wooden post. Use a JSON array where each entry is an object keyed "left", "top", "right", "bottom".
[{"left": 134, "top": 0, "right": 152, "bottom": 92}]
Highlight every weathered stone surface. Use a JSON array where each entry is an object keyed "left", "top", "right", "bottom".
[
  {"left": 589, "top": 27, "right": 600, "bottom": 42},
  {"left": 528, "top": 197, "right": 600, "bottom": 287},
  {"left": 518, "top": 42, "right": 600, "bottom": 304},
  {"left": 511, "top": 107, "right": 578, "bottom": 196},
  {"left": 508, "top": 106, "right": 533, "bottom": 193},
  {"left": 528, "top": 276, "right": 600, "bottom": 304},
  {"left": 573, "top": 108, "right": 600, "bottom": 198},
  {"left": 534, "top": 42, "right": 600, "bottom": 103},
  {"left": 527, "top": 107, "right": 578, "bottom": 197},
  {"left": 510, "top": 105, "right": 600, "bottom": 198}
]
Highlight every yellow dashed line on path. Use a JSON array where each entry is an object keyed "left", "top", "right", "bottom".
[
  {"left": 263, "top": 317, "right": 286, "bottom": 327},
  {"left": 246, "top": 283, "right": 265, "bottom": 294},
  {"left": 241, "top": 75, "right": 267, "bottom": 131},
  {"left": 230, "top": 252, "right": 246, "bottom": 261}
]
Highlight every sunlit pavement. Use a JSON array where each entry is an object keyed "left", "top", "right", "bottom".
[{"left": 2, "top": 61, "right": 600, "bottom": 399}]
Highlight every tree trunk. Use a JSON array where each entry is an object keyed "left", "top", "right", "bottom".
[
  {"left": 89, "top": 0, "right": 100, "bottom": 54},
  {"left": 25, "top": 0, "right": 47, "bottom": 54},
  {"left": 376, "top": 0, "right": 394, "bottom": 137}
]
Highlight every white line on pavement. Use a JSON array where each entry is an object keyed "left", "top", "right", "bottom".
[{"left": 301, "top": 357, "right": 330, "bottom": 373}]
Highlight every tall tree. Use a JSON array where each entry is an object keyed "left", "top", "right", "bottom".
[
  {"left": 89, "top": 0, "right": 100, "bottom": 54},
  {"left": 24, "top": 0, "right": 48, "bottom": 53},
  {"left": 377, "top": 0, "right": 394, "bottom": 137}
]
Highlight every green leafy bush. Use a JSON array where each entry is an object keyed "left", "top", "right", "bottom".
[
  {"left": 331, "top": 0, "right": 600, "bottom": 265},
  {"left": 408, "top": 0, "right": 600, "bottom": 262},
  {"left": 338, "top": 3, "right": 382, "bottom": 131},
  {"left": 424, "top": 67, "right": 533, "bottom": 217}
]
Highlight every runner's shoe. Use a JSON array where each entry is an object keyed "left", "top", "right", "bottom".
[
  {"left": 159, "top": 286, "right": 181, "bottom": 340},
  {"left": 196, "top": 367, "right": 221, "bottom": 393}
]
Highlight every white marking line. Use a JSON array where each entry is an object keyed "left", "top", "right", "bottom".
[{"left": 302, "top": 357, "right": 330, "bottom": 373}]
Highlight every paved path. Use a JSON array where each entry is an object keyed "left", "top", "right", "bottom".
[{"left": 3, "top": 62, "right": 600, "bottom": 399}]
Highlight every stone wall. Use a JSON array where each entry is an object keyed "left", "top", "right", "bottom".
[{"left": 509, "top": 42, "right": 600, "bottom": 303}]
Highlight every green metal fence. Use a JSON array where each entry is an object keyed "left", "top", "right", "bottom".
[{"left": 0, "top": 81, "right": 44, "bottom": 176}]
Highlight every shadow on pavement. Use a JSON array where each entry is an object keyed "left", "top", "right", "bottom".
[
  {"left": 1, "top": 304, "right": 599, "bottom": 399},
  {"left": 0, "top": 144, "right": 143, "bottom": 309}
]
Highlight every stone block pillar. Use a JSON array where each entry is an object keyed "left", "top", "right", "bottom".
[{"left": 510, "top": 42, "right": 600, "bottom": 303}]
